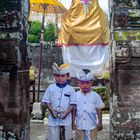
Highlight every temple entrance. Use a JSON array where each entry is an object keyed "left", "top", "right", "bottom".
[{"left": 0, "top": 0, "right": 140, "bottom": 140}]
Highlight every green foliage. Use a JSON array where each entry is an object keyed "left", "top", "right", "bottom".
[
  {"left": 28, "top": 21, "right": 41, "bottom": 43},
  {"left": 93, "top": 87, "right": 109, "bottom": 111},
  {"left": 29, "top": 21, "right": 41, "bottom": 35},
  {"left": 114, "top": 31, "right": 140, "bottom": 41},
  {"left": 28, "top": 21, "right": 57, "bottom": 43},
  {"left": 28, "top": 34, "right": 40, "bottom": 43},
  {"left": 44, "top": 23, "right": 56, "bottom": 42},
  {"left": 102, "top": 71, "right": 110, "bottom": 79}
]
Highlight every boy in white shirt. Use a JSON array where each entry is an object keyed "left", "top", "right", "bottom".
[
  {"left": 42, "top": 63, "right": 76, "bottom": 140},
  {"left": 73, "top": 69, "right": 105, "bottom": 140}
]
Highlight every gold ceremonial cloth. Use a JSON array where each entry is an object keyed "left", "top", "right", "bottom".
[
  {"left": 58, "top": 0, "right": 109, "bottom": 45},
  {"left": 30, "top": 0, "right": 64, "bottom": 6}
]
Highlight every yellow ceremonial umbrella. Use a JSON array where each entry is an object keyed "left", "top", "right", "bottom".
[
  {"left": 30, "top": 3, "right": 67, "bottom": 35},
  {"left": 30, "top": 3, "right": 66, "bottom": 14},
  {"left": 30, "top": 0, "right": 67, "bottom": 102}
]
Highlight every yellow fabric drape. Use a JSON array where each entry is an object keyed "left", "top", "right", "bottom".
[{"left": 58, "top": 0, "right": 109, "bottom": 45}]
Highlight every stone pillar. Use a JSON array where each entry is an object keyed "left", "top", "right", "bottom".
[
  {"left": 0, "top": 0, "right": 30, "bottom": 139},
  {"left": 110, "top": 0, "right": 140, "bottom": 139}
]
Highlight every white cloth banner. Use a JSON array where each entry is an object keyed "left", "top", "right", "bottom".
[{"left": 62, "top": 45, "right": 109, "bottom": 77}]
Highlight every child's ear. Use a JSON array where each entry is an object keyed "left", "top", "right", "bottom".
[
  {"left": 66, "top": 73, "right": 70, "bottom": 78},
  {"left": 90, "top": 80, "right": 93, "bottom": 85},
  {"left": 77, "top": 80, "right": 80, "bottom": 85}
]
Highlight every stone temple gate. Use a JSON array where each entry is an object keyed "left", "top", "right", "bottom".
[
  {"left": 0, "top": 0, "right": 30, "bottom": 139},
  {"left": 110, "top": 0, "right": 140, "bottom": 139},
  {"left": 0, "top": 0, "right": 140, "bottom": 139}
]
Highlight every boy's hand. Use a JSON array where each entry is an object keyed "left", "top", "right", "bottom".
[
  {"left": 72, "top": 122, "right": 76, "bottom": 130},
  {"left": 97, "top": 123, "right": 103, "bottom": 131},
  {"left": 61, "top": 104, "right": 75, "bottom": 119},
  {"left": 51, "top": 110, "right": 57, "bottom": 119},
  {"left": 61, "top": 112, "right": 67, "bottom": 119}
]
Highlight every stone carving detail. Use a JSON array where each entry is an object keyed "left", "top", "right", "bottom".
[
  {"left": 131, "top": 41, "right": 140, "bottom": 57},
  {"left": 113, "top": 0, "right": 140, "bottom": 8},
  {"left": 0, "top": 42, "right": 18, "bottom": 72},
  {"left": 114, "top": 8, "right": 140, "bottom": 27},
  {"left": 116, "top": 41, "right": 130, "bottom": 58},
  {"left": 0, "top": 0, "right": 30, "bottom": 139},
  {"left": 111, "top": 0, "right": 140, "bottom": 139}
]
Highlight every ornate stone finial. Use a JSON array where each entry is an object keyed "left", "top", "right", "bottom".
[{"left": 80, "top": 0, "right": 92, "bottom": 14}]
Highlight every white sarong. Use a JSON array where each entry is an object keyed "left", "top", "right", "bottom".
[{"left": 47, "top": 125, "right": 73, "bottom": 140}]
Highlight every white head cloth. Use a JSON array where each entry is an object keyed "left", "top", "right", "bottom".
[
  {"left": 77, "top": 69, "right": 94, "bottom": 81},
  {"left": 52, "top": 63, "right": 70, "bottom": 75}
]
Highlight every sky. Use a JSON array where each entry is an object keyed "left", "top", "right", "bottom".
[{"left": 59, "top": 0, "right": 109, "bottom": 17}]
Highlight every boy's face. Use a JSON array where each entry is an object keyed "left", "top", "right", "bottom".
[
  {"left": 54, "top": 74, "right": 68, "bottom": 84},
  {"left": 78, "top": 80, "right": 93, "bottom": 92}
]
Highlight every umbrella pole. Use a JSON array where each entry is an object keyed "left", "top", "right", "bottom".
[{"left": 37, "top": 6, "right": 46, "bottom": 102}]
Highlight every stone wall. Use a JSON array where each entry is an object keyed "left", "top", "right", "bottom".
[
  {"left": 0, "top": 0, "right": 30, "bottom": 139},
  {"left": 110, "top": 0, "right": 140, "bottom": 139},
  {"left": 30, "top": 43, "right": 63, "bottom": 88}
]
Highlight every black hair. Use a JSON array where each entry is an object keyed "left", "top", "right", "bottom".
[
  {"left": 53, "top": 73, "right": 69, "bottom": 76},
  {"left": 82, "top": 69, "right": 91, "bottom": 75},
  {"left": 138, "top": 0, "right": 140, "bottom": 6},
  {"left": 66, "top": 73, "right": 70, "bottom": 76}
]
